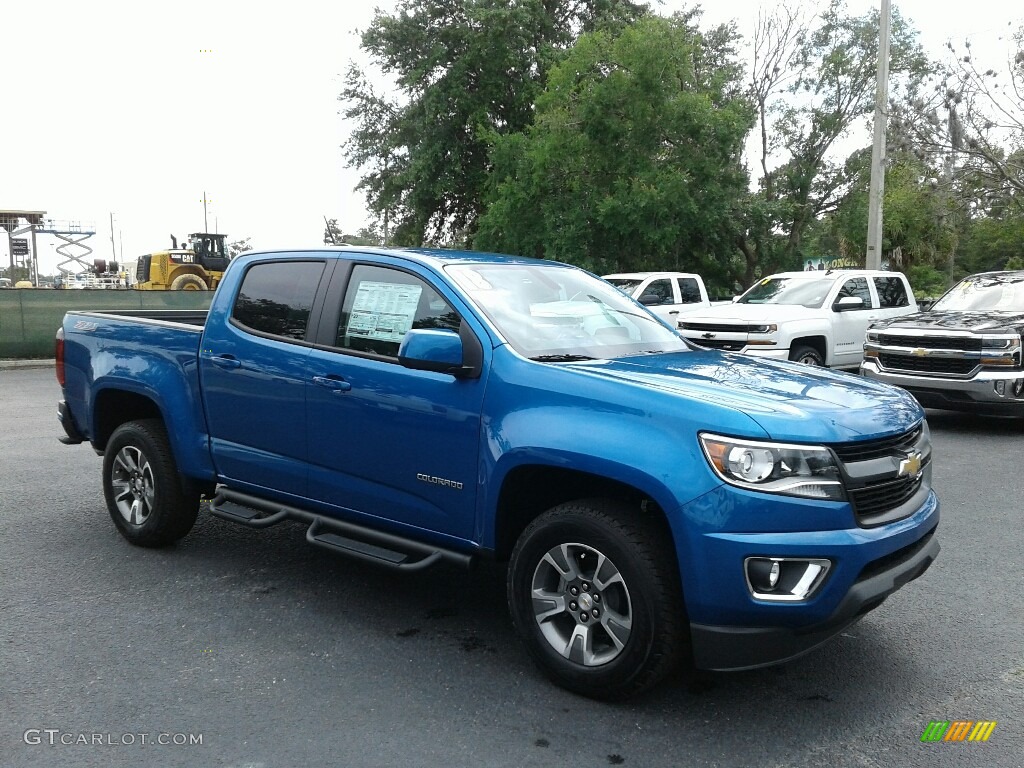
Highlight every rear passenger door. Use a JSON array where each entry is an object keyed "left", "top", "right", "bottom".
[
  {"left": 304, "top": 260, "right": 487, "bottom": 542},
  {"left": 873, "top": 275, "right": 913, "bottom": 321},
  {"left": 200, "top": 257, "right": 332, "bottom": 498}
]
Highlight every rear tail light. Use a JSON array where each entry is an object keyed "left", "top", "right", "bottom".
[{"left": 55, "top": 327, "right": 65, "bottom": 387}]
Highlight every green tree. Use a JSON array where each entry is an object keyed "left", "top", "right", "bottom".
[
  {"left": 474, "top": 13, "right": 754, "bottom": 283},
  {"left": 227, "top": 237, "right": 253, "bottom": 258},
  {"left": 341, "top": 0, "right": 648, "bottom": 247},
  {"left": 737, "top": 0, "right": 929, "bottom": 286}
]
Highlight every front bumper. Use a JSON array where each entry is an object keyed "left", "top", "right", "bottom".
[
  {"left": 861, "top": 359, "right": 1024, "bottom": 415},
  {"left": 690, "top": 526, "right": 939, "bottom": 670}
]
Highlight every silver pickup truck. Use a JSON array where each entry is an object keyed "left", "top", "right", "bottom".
[{"left": 861, "top": 270, "right": 1024, "bottom": 415}]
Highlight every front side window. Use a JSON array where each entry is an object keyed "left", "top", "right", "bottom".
[
  {"left": 835, "top": 277, "right": 871, "bottom": 309},
  {"left": 446, "top": 262, "right": 688, "bottom": 360},
  {"left": 232, "top": 261, "right": 325, "bottom": 340},
  {"left": 642, "top": 278, "right": 674, "bottom": 305},
  {"left": 336, "top": 265, "right": 460, "bottom": 357}
]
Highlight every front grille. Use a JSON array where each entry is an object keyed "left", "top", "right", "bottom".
[
  {"left": 136, "top": 255, "right": 151, "bottom": 283},
  {"left": 848, "top": 474, "right": 923, "bottom": 518},
  {"left": 831, "top": 426, "right": 922, "bottom": 462},
  {"left": 879, "top": 353, "right": 976, "bottom": 375},
  {"left": 879, "top": 334, "right": 982, "bottom": 351},
  {"left": 680, "top": 322, "right": 746, "bottom": 332},
  {"left": 691, "top": 339, "right": 746, "bottom": 351},
  {"left": 830, "top": 425, "right": 930, "bottom": 526}
]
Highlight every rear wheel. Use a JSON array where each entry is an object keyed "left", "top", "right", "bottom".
[
  {"left": 507, "top": 499, "right": 687, "bottom": 700},
  {"left": 102, "top": 419, "right": 199, "bottom": 547},
  {"left": 789, "top": 345, "right": 824, "bottom": 366},
  {"left": 169, "top": 273, "right": 208, "bottom": 291}
]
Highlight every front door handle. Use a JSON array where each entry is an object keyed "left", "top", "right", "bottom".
[{"left": 313, "top": 375, "right": 352, "bottom": 393}]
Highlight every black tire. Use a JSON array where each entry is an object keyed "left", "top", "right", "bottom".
[
  {"left": 789, "top": 345, "right": 824, "bottom": 366},
  {"left": 169, "top": 273, "right": 208, "bottom": 291},
  {"left": 507, "top": 499, "right": 687, "bottom": 700},
  {"left": 102, "top": 419, "right": 199, "bottom": 547}
]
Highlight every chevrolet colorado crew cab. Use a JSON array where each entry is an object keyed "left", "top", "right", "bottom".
[
  {"left": 678, "top": 270, "right": 918, "bottom": 368},
  {"left": 862, "top": 270, "right": 1024, "bottom": 415},
  {"left": 56, "top": 247, "right": 940, "bottom": 699}
]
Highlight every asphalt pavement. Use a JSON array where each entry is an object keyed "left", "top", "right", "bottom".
[{"left": 1, "top": 367, "right": 1022, "bottom": 768}]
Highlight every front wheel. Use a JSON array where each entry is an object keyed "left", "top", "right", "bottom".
[
  {"left": 102, "top": 419, "right": 199, "bottom": 547},
  {"left": 789, "top": 345, "right": 825, "bottom": 366},
  {"left": 507, "top": 500, "right": 687, "bottom": 700}
]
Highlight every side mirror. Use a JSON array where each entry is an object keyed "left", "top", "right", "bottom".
[
  {"left": 638, "top": 293, "right": 662, "bottom": 306},
  {"left": 398, "top": 329, "right": 468, "bottom": 376},
  {"left": 833, "top": 296, "right": 864, "bottom": 312}
]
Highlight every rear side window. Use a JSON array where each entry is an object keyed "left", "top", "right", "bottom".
[
  {"left": 232, "top": 261, "right": 325, "bottom": 340},
  {"left": 336, "top": 264, "right": 460, "bottom": 358},
  {"left": 676, "top": 277, "right": 701, "bottom": 304},
  {"left": 874, "top": 276, "right": 910, "bottom": 308}
]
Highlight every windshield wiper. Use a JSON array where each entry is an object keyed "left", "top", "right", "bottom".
[{"left": 529, "top": 354, "right": 597, "bottom": 362}]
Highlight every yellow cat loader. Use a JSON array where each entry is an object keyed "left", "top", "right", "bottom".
[{"left": 135, "top": 233, "right": 231, "bottom": 290}]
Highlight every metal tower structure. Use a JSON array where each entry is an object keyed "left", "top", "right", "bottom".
[
  {"left": 1, "top": 209, "right": 46, "bottom": 286},
  {"left": 36, "top": 219, "right": 98, "bottom": 278}
]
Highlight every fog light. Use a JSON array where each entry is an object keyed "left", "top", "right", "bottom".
[
  {"left": 745, "top": 557, "right": 832, "bottom": 602},
  {"left": 994, "top": 380, "right": 1006, "bottom": 397},
  {"left": 1014, "top": 379, "right": 1024, "bottom": 398}
]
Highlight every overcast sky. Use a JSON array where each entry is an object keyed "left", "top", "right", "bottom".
[{"left": 1, "top": 0, "right": 1019, "bottom": 275}]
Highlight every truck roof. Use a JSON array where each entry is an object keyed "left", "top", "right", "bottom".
[
  {"left": 241, "top": 246, "right": 556, "bottom": 269},
  {"left": 603, "top": 271, "right": 702, "bottom": 280},
  {"left": 769, "top": 269, "right": 903, "bottom": 279}
]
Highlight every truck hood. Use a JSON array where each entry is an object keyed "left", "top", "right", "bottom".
[
  {"left": 874, "top": 310, "right": 1024, "bottom": 334},
  {"left": 680, "top": 303, "right": 821, "bottom": 325},
  {"left": 568, "top": 350, "right": 922, "bottom": 443}
]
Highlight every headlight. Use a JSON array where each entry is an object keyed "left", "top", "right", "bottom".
[
  {"left": 866, "top": 331, "right": 880, "bottom": 343},
  {"left": 749, "top": 324, "right": 777, "bottom": 334},
  {"left": 981, "top": 337, "right": 1014, "bottom": 349},
  {"left": 699, "top": 433, "right": 845, "bottom": 501}
]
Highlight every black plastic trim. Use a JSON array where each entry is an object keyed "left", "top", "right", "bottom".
[{"left": 57, "top": 400, "right": 86, "bottom": 444}]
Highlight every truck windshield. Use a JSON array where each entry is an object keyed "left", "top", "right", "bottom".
[
  {"left": 931, "top": 273, "right": 1024, "bottom": 312},
  {"left": 446, "top": 263, "right": 689, "bottom": 360},
  {"left": 737, "top": 276, "right": 833, "bottom": 308}
]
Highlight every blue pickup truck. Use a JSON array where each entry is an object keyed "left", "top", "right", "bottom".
[{"left": 56, "top": 247, "right": 940, "bottom": 699}]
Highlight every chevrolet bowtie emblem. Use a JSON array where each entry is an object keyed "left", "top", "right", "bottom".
[
  {"left": 912, "top": 348, "right": 928, "bottom": 356},
  {"left": 898, "top": 452, "right": 923, "bottom": 478},
  {"left": 701, "top": 332, "right": 716, "bottom": 339}
]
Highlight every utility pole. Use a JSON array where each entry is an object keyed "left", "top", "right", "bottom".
[
  {"left": 109, "top": 212, "right": 117, "bottom": 262},
  {"left": 865, "top": 0, "right": 892, "bottom": 270},
  {"left": 200, "top": 191, "right": 211, "bottom": 232}
]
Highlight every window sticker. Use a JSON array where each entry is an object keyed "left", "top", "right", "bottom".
[{"left": 347, "top": 281, "right": 423, "bottom": 343}]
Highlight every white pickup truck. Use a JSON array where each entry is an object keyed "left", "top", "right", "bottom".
[
  {"left": 677, "top": 269, "right": 918, "bottom": 368},
  {"left": 603, "top": 271, "right": 713, "bottom": 325}
]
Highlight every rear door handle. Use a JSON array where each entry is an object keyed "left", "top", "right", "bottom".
[
  {"left": 313, "top": 375, "right": 352, "bottom": 393},
  {"left": 210, "top": 355, "right": 241, "bottom": 370}
]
